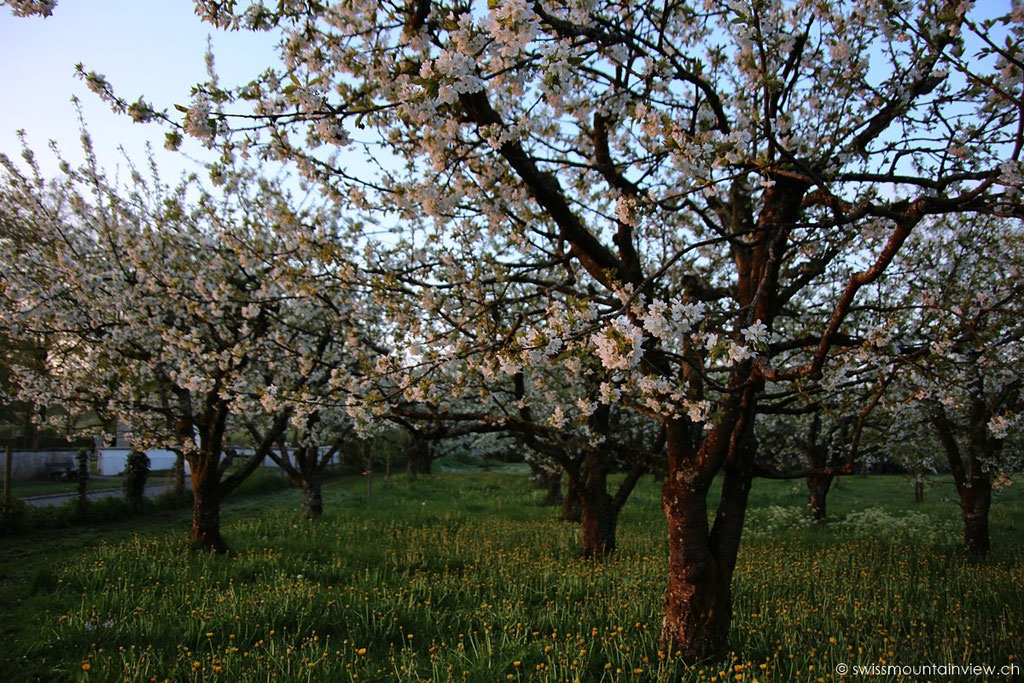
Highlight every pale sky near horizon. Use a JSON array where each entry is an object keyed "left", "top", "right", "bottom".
[{"left": 0, "top": 1, "right": 281, "bottom": 180}]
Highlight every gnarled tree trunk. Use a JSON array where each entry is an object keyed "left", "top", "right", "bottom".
[
  {"left": 561, "top": 468, "right": 582, "bottom": 522},
  {"left": 806, "top": 473, "right": 833, "bottom": 523},
  {"left": 932, "top": 404, "right": 998, "bottom": 558},
  {"left": 661, "top": 481, "right": 732, "bottom": 661},
  {"left": 543, "top": 470, "right": 563, "bottom": 505},
  {"left": 804, "top": 413, "right": 834, "bottom": 523},
  {"left": 191, "top": 462, "right": 226, "bottom": 553},
  {"left": 579, "top": 451, "right": 616, "bottom": 557},
  {"left": 273, "top": 441, "right": 337, "bottom": 520},
  {"left": 183, "top": 395, "right": 281, "bottom": 553},
  {"left": 660, "top": 405, "right": 755, "bottom": 662},
  {"left": 407, "top": 437, "right": 433, "bottom": 475},
  {"left": 300, "top": 473, "right": 324, "bottom": 519},
  {"left": 295, "top": 445, "right": 327, "bottom": 519},
  {"left": 960, "top": 476, "right": 992, "bottom": 557},
  {"left": 578, "top": 453, "right": 646, "bottom": 558}
]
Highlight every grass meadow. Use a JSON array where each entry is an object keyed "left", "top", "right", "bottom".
[{"left": 0, "top": 470, "right": 1020, "bottom": 682}]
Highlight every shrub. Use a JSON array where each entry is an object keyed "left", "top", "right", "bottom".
[
  {"left": 0, "top": 497, "right": 27, "bottom": 534},
  {"left": 123, "top": 450, "right": 151, "bottom": 508}
]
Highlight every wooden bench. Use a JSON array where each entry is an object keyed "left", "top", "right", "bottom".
[{"left": 44, "top": 460, "right": 76, "bottom": 482}]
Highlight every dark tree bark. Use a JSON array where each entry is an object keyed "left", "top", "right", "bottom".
[
  {"left": 24, "top": 406, "right": 42, "bottom": 449},
  {"left": 932, "top": 404, "right": 997, "bottom": 558},
  {"left": 300, "top": 471, "right": 324, "bottom": 519},
  {"left": 960, "top": 477, "right": 992, "bottom": 557},
  {"left": 293, "top": 443, "right": 331, "bottom": 519},
  {"left": 265, "top": 433, "right": 341, "bottom": 520},
  {"left": 806, "top": 473, "right": 833, "bottom": 523},
  {"left": 187, "top": 443, "right": 268, "bottom": 552},
  {"left": 804, "top": 413, "right": 832, "bottom": 523},
  {"left": 913, "top": 479, "right": 925, "bottom": 503},
  {"left": 543, "top": 470, "right": 563, "bottom": 505},
  {"left": 579, "top": 450, "right": 616, "bottom": 557},
  {"left": 406, "top": 436, "right": 433, "bottom": 475},
  {"left": 660, "top": 479, "right": 732, "bottom": 661},
  {"left": 191, "top": 483, "right": 225, "bottom": 553},
  {"left": 186, "top": 428, "right": 230, "bottom": 553},
  {"left": 457, "top": 76, "right": 940, "bottom": 662},
  {"left": 182, "top": 391, "right": 287, "bottom": 553},
  {"left": 251, "top": 406, "right": 346, "bottom": 521},
  {"left": 660, "top": 395, "right": 756, "bottom": 661},
  {"left": 187, "top": 434, "right": 232, "bottom": 553},
  {"left": 577, "top": 452, "right": 647, "bottom": 558},
  {"left": 561, "top": 477, "right": 582, "bottom": 522},
  {"left": 797, "top": 412, "right": 856, "bottom": 523}
]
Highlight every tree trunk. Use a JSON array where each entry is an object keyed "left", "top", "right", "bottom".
[
  {"left": 580, "top": 498, "right": 616, "bottom": 556},
  {"left": 191, "top": 487, "right": 225, "bottom": 553},
  {"left": 806, "top": 473, "right": 833, "bottom": 523},
  {"left": 804, "top": 414, "right": 833, "bottom": 522},
  {"left": 543, "top": 470, "right": 563, "bottom": 505},
  {"left": 932, "top": 406, "right": 996, "bottom": 558},
  {"left": 561, "top": 473, "right": 582, "bottom": 522},
  {"left": 959, "top": 476, "right": 992, "bottom": 558},
  {"left": 189, "top": 454, "right": 226, "bottom": 553},
  {"left": 407, "top": 438, "right": 432, "bottom": 475},
  {"left": 300, "top": 474, "right": 324, "bottom": 519},
  {"left": 660, "top": 479, "right": 731, "bottom": 661},
  {"left": 659, "top": 417, "right": 753, "bottom": 663},
  {"left": 579, "top": 451, "right": 616, "bottom": 557}
]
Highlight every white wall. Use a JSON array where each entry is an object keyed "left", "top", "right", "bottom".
[{"left": 96, "top": 448, "right": 190, "bottom": 476}]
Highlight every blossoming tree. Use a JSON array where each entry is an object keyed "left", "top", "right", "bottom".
[
  {"left": 880, "top": 214, "right": 1023, "bottom": 556},
  {"left": 367, "top": 250, "right": 664, "bottom": 555},
  {"left": 0, "top": 138, "right": 372, "bottom": 551},
  {"left": 73, "top": 0, "right": 1024, "bottom": 660}
]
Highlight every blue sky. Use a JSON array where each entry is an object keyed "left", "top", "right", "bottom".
[
  {"left": 3, "top": 2, "right": 1013, "bottom": 190},
  {"left": 0, "top": 1, "right": 279, "bottom": 179}
]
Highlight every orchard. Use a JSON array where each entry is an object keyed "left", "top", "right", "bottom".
[{"left": 1, "top": 0, "right": 1021, "bottom": 679}]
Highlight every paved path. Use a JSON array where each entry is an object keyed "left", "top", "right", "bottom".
[{"left": 21, "top": 481, "right": 191, "bottom": 508}]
